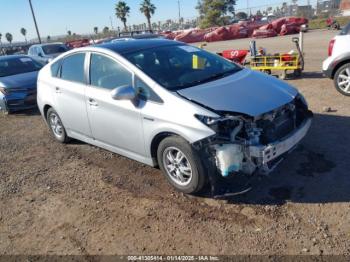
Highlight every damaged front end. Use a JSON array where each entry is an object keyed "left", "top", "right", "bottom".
[{"left": 193, "top": 95, "right": 313, "bottom": 179}]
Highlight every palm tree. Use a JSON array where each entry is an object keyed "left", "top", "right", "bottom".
[
  {"left": 20, "top": 28, "right": 27, "bottom": 43},
  {"left": 140, "top": 0, "right": 156, "bottom": 30},
  {"left": 67, "top": 30, "right": 72, "bottom": 36},
  {"left": 93, "top": 26, "right": 98, "bottom": 35},
  {"left": 47, "top": 35, "right": 51, "bottom": 42},
  {"left": 103, "top": 26, "right": 109, "bottom": 35},
  {"left": 115, "top": 1, "right": 130, "bottom": 32},
  {"left": 0, "top": 33, "right": 3, "bottom": 55},
  {"left": 5, "top": 33, "right": 13, "bottom": 45}
]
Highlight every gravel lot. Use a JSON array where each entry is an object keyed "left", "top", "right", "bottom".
[{"left": 1, "top": 29, "right": 350, "bottom": 256}]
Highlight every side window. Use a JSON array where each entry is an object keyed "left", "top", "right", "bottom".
[
  {"left": 135, "top": 77, "right": 163, "bottom": 103},
  {"left": 60, "top": 53, "right": 86, "bottom": 84},
  {"left": 51, "top": 60, "right": 61, "bottom": 77},
  {"left": 90, "top": 53, "right": 132, "bottom": 90}
]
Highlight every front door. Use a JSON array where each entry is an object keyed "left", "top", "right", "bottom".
[{"left": 85, "top": 53, "right": 145, "bottom": 157}]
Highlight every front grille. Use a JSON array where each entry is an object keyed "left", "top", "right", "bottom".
[{"left": 257, "top": 98, "right": 308, "bottom": 145}]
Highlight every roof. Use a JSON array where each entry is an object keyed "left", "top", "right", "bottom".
[{"left": 97, "top": 39, "right": 182, "bottom": 55}]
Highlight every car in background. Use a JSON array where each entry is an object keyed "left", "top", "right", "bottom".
[
  {"left": 66, "top": 39, "right": 91, "bottom": 49},
  {"left": 105, "top": 30, "right": 165, "bottom": 43},
  {"left": 0, "top": 55, "right": 43, "bottom": 113},
  {"left": 28, "top": 43, "right": 69, "bottom": 64},
  {"left": 37, "top": 39, "right": 312, "bottom": 194},
  {"left": 323, "top": 22, "right": 350, "bottom": 96}
]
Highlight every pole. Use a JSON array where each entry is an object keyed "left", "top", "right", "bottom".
[
  {"left": 178, "top": 0, "right": 181, "bottom": 25},
  {"left": 28, "top": 0, "right": 41, "bottom": 43}
]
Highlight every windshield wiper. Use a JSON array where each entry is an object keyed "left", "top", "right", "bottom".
[{"left": 173, "top": 68, "right": 241, "bottom": 91}]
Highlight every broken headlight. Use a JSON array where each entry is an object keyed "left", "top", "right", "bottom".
[{"left": 195, "top": 114, "right": 243, "bottom": 141}]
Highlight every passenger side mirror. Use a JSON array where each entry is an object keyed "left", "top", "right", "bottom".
[{"left": 111, "top": 85, "right": 136, "bottom": 101}]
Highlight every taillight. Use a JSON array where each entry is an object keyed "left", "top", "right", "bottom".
[{"left": 328, "top": 39, "right": 335, "bottom": 57}]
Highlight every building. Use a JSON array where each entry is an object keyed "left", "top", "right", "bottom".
[
  {"left": 316, "top": 0, "right": 341, "bottom": 14},
  {"left": 297, "top": 5, "right": 314, "bottom": 18},
  {"left": 340, "top": 0, "right": 350, "bottom": 15}
]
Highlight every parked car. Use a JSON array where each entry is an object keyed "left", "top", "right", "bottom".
[
  {"left": 0, "top": 55, "right": 43, "bottom": 113},
  {"left": 28, "top": 43, "right": 69, "bottom": 64},
  {"left": 37, "top": 39, "right": 313, "bottom": 194},
  {"left": 105, "top": 31, "right": 165, "bottom": 43},
  {"left": 323, "top": 22, "right": 350, "bottom": 96}
]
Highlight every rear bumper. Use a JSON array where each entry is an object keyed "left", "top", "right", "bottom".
[
  {"left": 249, "top": 116, "right": 312, "bottom": 168},
  {"left": 322, "top": 57, "right": 333, "bottom": 79}
]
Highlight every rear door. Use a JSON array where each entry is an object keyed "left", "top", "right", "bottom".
[{"left": 53, "top": 52, "right": 92, "bottom": 138}]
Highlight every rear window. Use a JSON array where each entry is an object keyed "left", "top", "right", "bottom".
[
  {"left": 60, "top": 53, "right": 86, "bottom": 84},
  {"left": 340, "top": 22, "right": 350, "bottom": 35},
  {"left": 0, "top": 57, "right": 43, "bottom": 77},
  {"left": 42, "top": 44, "right": 68, "bottom": 55}
]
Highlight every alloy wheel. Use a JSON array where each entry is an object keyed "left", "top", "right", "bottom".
[
  {"left": 337, "top": 67, "right": 350, "bottom": 94},
  {"left": 162, "top": 147, "right": 193, "bottom": 187},
  {"left": 49, "top": 112, "right": 64, "bottom": 139}
]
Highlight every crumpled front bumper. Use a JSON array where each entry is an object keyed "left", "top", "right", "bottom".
[{"left": 249, "top": 116, "right": 312, "bottom": 170}]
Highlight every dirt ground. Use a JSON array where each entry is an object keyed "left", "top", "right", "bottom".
[{"left": 1, "top": 29, "right": 350, "bottom": 256}]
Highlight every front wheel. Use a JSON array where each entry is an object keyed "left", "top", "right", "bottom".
[
  {"left": 334, "top": 63, "right": 350, "bottom": 96},
  {"left": 157, "top": 136, "right": 206, "bottom": 194}
]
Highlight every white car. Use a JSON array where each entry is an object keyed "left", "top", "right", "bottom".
[
  {"left": 323, "top": 22, "right": 350, "bottom": 96},
  {"left": 37, "top": 39, "right": 312, "bottom": 194}
]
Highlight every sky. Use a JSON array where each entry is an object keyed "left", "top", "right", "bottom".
[{"left": 0, "top": 0, "right": 318, "bottom": 42}]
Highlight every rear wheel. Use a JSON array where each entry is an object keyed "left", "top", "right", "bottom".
[
  {"left": 334, "top": 63, "right": 350, "bottom": 96},
  {"left": 46, "top": 108, "right": 70, "bottom": 143},
  {"left": 157, "top": 136, "right": 206, "bottom": 194}
]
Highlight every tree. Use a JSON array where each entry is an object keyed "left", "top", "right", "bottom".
[
  {"left": 47, "top": 35, "right": 51, "bottom": 42},
  {"left": 236, "top": 12, "right": 248, "bottom": 20},
  {"left": 140, "top": 0, "right": 156, "bottom": 30},
  {"left": 67, "top": 30, "right": 72, "bottom": 36},
  {"left": 20, "top": 28, "right": 27, "bottom": 43},
  {"left": 5, "top": 33, "right": 13, "bottom": 44},
  {"left": 103, "top": 26, "right": 109, "bottom": 35},
  {"left": 196, "top": 0, "right": 237, "bottom": 29},
  {"left": 94, "top": 26, "right": 98, "bottom": 35},
  {"left": 115, "top": 1, "right": 130, "bottom": 32}
]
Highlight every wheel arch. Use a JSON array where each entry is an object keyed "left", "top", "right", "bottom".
[
  {"left": 332, "top": 58, "right": 350, "bottom": 79},
  {"left": 150, "top": 132, "right": 185, "bottom": 166}
]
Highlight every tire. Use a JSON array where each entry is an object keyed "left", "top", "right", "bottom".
[
  {"left": 46, "top": 108, "right": 70, "bottom": 143},
  {"left": 334, "top": 63, "right": 350, "bottom": 96},
  {"left": 157, "top": 136, "right": 206, "bottom": 194}
]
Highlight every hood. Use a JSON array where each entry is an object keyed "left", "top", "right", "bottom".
[
  {"left": 177, "top": 69, "right": 298, "bottom": 117},
  {"left": 0, "top": 71, "right": 39, "bottom": 90}
]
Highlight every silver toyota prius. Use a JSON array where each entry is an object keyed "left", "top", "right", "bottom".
[{"left": 37, "top": 39, "right": 313, "bottom": 194}]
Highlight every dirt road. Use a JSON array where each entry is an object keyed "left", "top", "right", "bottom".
[{"left": 1, "top": 29, "right": 350, "bottom": 256}]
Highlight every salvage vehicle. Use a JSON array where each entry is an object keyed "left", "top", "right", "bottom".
[
  {"left": 37, "top": 39, "right": 313, "bottom": 194},
  {"left": 323, "top": 22, "right": 350, "bottom": 96},
  {"left": 28, "top": 43, "right": 69, "bottom": 64},
  {"left": 0, "top": 55, "right": 43, "bottom": 113}
]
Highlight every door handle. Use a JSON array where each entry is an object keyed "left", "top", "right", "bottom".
[
  {"left": 55, "top": 87, "right": 61, "bottom": 93},
  {"left": 88, "top": 98, "right": 98, "bottom": 107}
]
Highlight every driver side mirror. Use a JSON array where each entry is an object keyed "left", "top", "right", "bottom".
[
  {"left": 38, "top": 53, "right": 43, "bottom": 57},
  {"left": 111, "top": 85, "right": 136, "bottom": 101}
]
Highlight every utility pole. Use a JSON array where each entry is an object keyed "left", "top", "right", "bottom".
[
  {"left": 28, "top": 0, "right": 41, "bottom": 43},
  {"left": 177, "top": 0, "right": 181, "bottom": 25}
]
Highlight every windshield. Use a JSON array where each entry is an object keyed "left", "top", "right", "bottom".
[
  {"left": 124, "top": 45, "right": 241, "bottom": 91},
  {"left": 0, "top": 57, "right": 43, "bottom": 77},
  {"left": 42, "top": 44, "right": 68, "bottom": 55}
]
